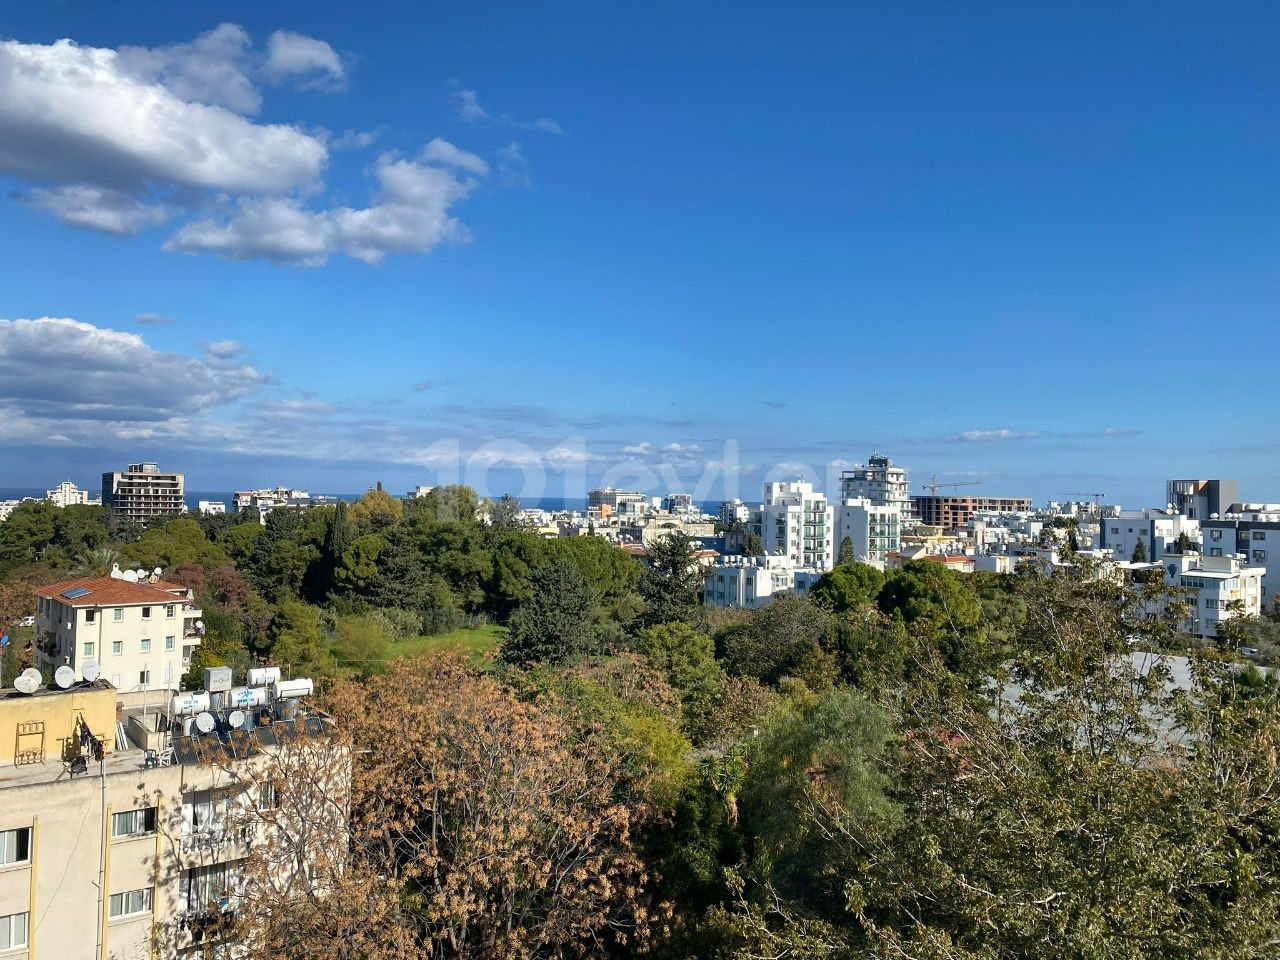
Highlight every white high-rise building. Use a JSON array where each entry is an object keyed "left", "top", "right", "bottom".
[
  {"left": 760, "top": 480, "right": 834, "bottom": 571},
  {"left": 46, "top": 480, "right": 99, "bottom": 508},
  {"left": 835, "top": 497, "right": 900, "bottom": 566},
  {"left": 838, "top": 451, "right": 911, "bottom": 522}
]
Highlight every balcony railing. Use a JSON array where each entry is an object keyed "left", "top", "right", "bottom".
[{"left": 179, "top": 825, "right": 253, "bottom": 854}]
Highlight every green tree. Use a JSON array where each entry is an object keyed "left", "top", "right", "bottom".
[
  {"left": 811, "top": 563, "right": 886, "bottom": 615},
  {"left": 500, "top": 559, "right": 597, "bottom": 667},
  {"left": 486, "top": 494, "right": 526, "bottom": 532},
  {"left": 640, "top": 622, "right": 727, "bottom": 745},
  {"left": 349, "top": 487, "right": 404, "bottom": 532},
  {"left": 718, "top": 593, "right": 840, "bottom": 689},
  {"left": 877, "top": 559, "right": 986, "bottom": 675},
  {"left": 743, "top": 533, "right": 764, "bottom": 557},
  {"left": 331, "top": 614, "right": 392, "bottom": 677},
  {"left": 638, "top": 531, "right": 706, "bottom": 627},
  {"left": 838, "top": 535, "right": 855, "bottom": 565},
  {"left": 1132, "top": 537, "right": 1148, "bottom": 562},
  {"left": 122, "top": 518, "right": 228, "bottom": 570},
  {"left": 267, "top": 601, "right": 333, "bottom": 675}
]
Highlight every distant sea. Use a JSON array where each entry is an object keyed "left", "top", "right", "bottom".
[{"left": 0, "top": 488, "right": 723, "bottom": 514}]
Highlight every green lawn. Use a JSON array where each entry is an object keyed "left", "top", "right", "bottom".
[{"left": 389, "top": 623, "right": 506, "bottom": 666}]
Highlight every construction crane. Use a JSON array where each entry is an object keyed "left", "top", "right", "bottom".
[{"left": 921, "top": 475, "right": 984, "bottom": 496}]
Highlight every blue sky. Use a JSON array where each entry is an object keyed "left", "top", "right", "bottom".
[{"left": 0, "top": 2, "right": 1277, "bottom": 505}]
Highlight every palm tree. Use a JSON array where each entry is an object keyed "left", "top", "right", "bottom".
[{"left": 73, "top": 547, "right": 120, "bottom": 577}]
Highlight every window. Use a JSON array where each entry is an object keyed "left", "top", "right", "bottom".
[
  {"left": 112, "top": 640, "right": 123, "bottom": 656},
  {"left": 0, "top": 828, "right": 30, "bottom": 866},
  {"left": 1111, "top": 527, "right": 1119, "bottom": 534},
  {"left": 141, "top": 607, "right": 151, "bottom": 620},
  {"left": 140, "top": 639, "right": 151, "bottom": 653},
  {"left": 85, "top": 609, "right": 96, "bottom": 624},
  {"left": 1206, "top": 598, "right": 1220, "bottom": 610},
  {"left": 165, "top": 636, "right": 175, "bottom": 651},
  {"left": 109, "top": 887, "right": 153, "bottom": 919},
  {"left": 1254, "top": 550, "right": 1266, "bottom": 562},
  {"left": 260, "top": 782, "right": 281, "bottom": 810},
  {"left": 165, "top": 605, "right": 175, "bottom": 619},
  {"left": 0, "top": 912, "right": 27, "bottom": 950},
  {"left": 1210, "top": 548, "right": 1223, "bottom": 557},
  {"left": 112, "top": 608, "right": 123, "bottom": 622},
  {"left": 1253, "top": 531, "right": 1267, "bottom": 541},
  {"left": 84, "top": 642, "right": 95, "bottom": 658},
  {"left": 185, "top": 861, "right": 243, "bottom": 914},
  {"left": 112, "top": 807, "right": 157, "bottom": 838},
  {"left": 1211, "top": 530, "right": 1223, "bottom": 541},
  {"left": 139, "top": 669, "right": 151, "bottom": 686}
]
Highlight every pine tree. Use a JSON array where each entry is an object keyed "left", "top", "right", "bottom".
[
  {"left": 838, "top": 536, "right": 855, "bottom": 565},
  {"left": 1132, "top": 538, "right": 1147, "bottom": 563},
  {"left": 500, "top": 559, "right": 597, "bottom": 666}
]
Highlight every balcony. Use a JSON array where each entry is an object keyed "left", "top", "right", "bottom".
[{"left": 179, "top": 825, "right": 253, "bottom": 857}]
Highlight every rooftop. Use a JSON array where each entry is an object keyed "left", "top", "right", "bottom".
[{"left": 36, "top": 575, "right": 191, "bottom": 607}]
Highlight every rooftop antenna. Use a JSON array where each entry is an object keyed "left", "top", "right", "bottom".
[
  {"left": 14, "top": 668, "right": 42, "bottom": 695},
  {"left": 82, "top": 660, "right": 102, "bottom": 682},
  {"left": 54, "top": 665, "right": 75, "bottom": 689}
]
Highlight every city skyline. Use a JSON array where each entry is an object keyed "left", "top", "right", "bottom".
[{"left": 2, "top": 3, "right": 1279, "bottom": 504}]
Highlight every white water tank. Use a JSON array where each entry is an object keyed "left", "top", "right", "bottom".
[
  {"left": 247, "top": 666, "right": 282, "bottom": 687},
  {"left": 273, "top": 678, "right": 314, "bottom": 700},
  {"left": 225, "top": 686, "right": 268, "bottom": 709},
  {"left": 171, "top": 692, "right": 210, "bottom": 717}
]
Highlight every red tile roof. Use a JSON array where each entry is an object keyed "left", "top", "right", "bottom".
[{"left": 35, "top": 576, "right": 191, "bottom": 607}]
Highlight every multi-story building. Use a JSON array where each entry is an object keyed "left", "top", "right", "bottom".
[
  {"left": 45, "top": 481, "right": 99, "bottom": 508},
  {"left": 703, "top": 555, "right": 823, "bottom": 609},
  {"left": 1201, "top": 505, "right": 1280, "bottom": 610},
  {"left": 834, "top": 497, "right": 900, "bottom": 565},
  {"left": 839, "top": 452, "right": 912, "bottom": 525},
  {"left": 911, "top": 495, "right": 1033, "bottom": 531},
  {"left": 101, "top": 462, "right": 185, "bottom": 523},
  {"left": 197, "top": 501, "right": 226, "bottom": 515},
  {"left": 0, "top": 667, "right": 339, "bottom": 960},
  {"left": 588, "top": 487, "right": 648, "bottom": 516},
  {"left": 662, "top": 493, "right": 694, "bottom": 515},
  {"left": 1161, "top": 553, "right": 1265, "bottom": 638},
  {"left": 1099, "top": 510, "right": 1201, "bottom": 564},
  {"left": 759, "top": 480, "right": 834, "bottom": 571},
  {"left": 34, "top": 573, "right": 203, "bottom": 696},
  {"left": 1166, "top": 479, "right": 1238, "bottom": 520}
]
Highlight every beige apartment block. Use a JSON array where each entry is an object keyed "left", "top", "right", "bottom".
[{"left": 34, "top": 575, "right": 203, "bottom": 698}]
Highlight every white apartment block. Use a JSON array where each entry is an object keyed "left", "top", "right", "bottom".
[
  {"left": 839, "top": 451, "right": 912, "bottom": 525},
  {"left": 1100, "top": 510, "right": 1200, "bottom": 564},
  {"left": 760, "top": 480, "right": 834, "bottom": 570},
  {"left": 45, "top": 481, "right": 99, "bottom": 508},
  {"left": 1202, "top": 508, "right": 1280, "bottom": 611},
  {"left": 1161, "top": 553, "right": 1264, "bottom": 638},
  {"left": 703, "top": 554, "right": 823, "bottom": 609},
  {"left": 34, "top": 573, "right": 203, "bottom": 696},
  {"left": 101, "top": 462, "right": 185, "bottom": 523},
  {"left": 835, "top": 497, "right": 900, "bottom": 565},
  {"left": 0, "top": 669, "right": 340, "bottom": 960},
  {"left": 198, "top": 501, "right": 227, "bottom": 515}
]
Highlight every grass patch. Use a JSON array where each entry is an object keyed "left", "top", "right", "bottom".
[{"left": 391, "top": 623, "right": 506, "bottom": 666}]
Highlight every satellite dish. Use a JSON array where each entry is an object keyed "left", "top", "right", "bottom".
[
  {"left": 227, "top": 710, "right": 245, "bottom": 729},
  {"left": 195, "top": 620, "right": 205, "bottom": 631},
  {"left": 14, "top": 670, "right": 40, "bottom": 694},
  {"left": 194, "top": 711, "right": 216, "bottom": 734},
  {"left": 54, "top": 665, "right": 75, "bottom": 689},
  {"left": 122, "top": 570, "right": 139, "bottom": 583},
  {"left": 153, "top": 567, "right": 163, "bottom": 576},
  {"left": 82, "top": 659, "right": 101, "bottom": 682}
]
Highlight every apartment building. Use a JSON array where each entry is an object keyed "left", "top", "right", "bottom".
[
  {"left": 911, "top": 495, "right": 1033, "bottom": 531},
  {"left": 834, "top": 497, "right": 900, "bottom": 565},
  {"left": 839, "top": 452, "right": 912, "bottom": 524},
  {"left": 1161, "top": 553, "right": 1265, "bottom": 638},
  {"left": 703, "top": 554, "right": 823, "bottom": 609},
  {"left": 1166, "top": 479, "right": 1238, "bottom": 521},
  {"left": 1201, "top": 506, "right": 1280, "bottom": 610},
  {"left": 1100, "top": 510, "right": 1201, "bottom": 564},
  {"left": 101, "top": 462, "right": 185, "bottom": 523},
  {"left": 662, "top": 493, "right": 694, "bottom": 514},
  {"left": 34, "top": 573, "right": 203, "bottom": 696},
  {"left": 588, "top": 487, "right": 647, "bottom": 516},
  {"left": 0, "top": 670, "right": 340, "bottom": 960},
  {"left": 759, "top": 480, "right": 834, "bottom": 571},
  {"left": 44, "top": 481, "right": 98, "bottom": 508}
]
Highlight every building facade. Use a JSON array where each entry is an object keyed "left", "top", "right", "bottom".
[
  {"left": 101, "top": 462, "right": 185, "bottom": 523},
  {"left": 1099, "top": 510, "right": 1201, "bottom": 564},
  {"left": 1201, "top": 508, "right": 1280, "bottom": 610},
  {"left": 1166, "top": 479, "right": 1238, "bottom": 520},
  {"left": 703, "top": 555, "right": 823, "bottom": 609},
  {"left": 839, "top": 452, "right": 912, "bottom": 525},
  {"left": 834, "top": 497, "right": 900, "bottom": 565},
  {"left": 34, "top": 574, "right": 203, "bottom": 696},
  {"left": 45, "top": 481, "right": 98, "bottom": 508},
  {"left": 1161, "top": 553, "right": 1265, "bottom": 638},
  {"left": 759, "top": 480, "right": 834, "bottom": 570},
  {"left": 911, "top": 495, "right": 1033, "bottom": 530}
]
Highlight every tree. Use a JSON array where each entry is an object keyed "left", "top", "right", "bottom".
[
  {"left": 73, "top": 546, "right": 120, "bottom": 576},
  {"left": 838, "top": 535, "right": 855, "bottom": 565},
  {"left": 330, "top": 614, "right": 392, "bottom": 676},
  {"left": 1176, "top": 530, "right": 1194, "bottom": 554},
  {"left": 744, "top": 533, "right": 764, "bottom": 557},
  {"left": 232, "top": 658, "right": 656, "bottom": 960},
  {"left": 486, "top": 494, "right": 526, "bottom": 532},
  {"left": 121, "top": 518, "right": 228, "bottom": 569},
  {"left": 811, "top": 563, "right": 886, "bottom": 615},
  {"left": 718, "top": 593, "right": 839, "bottom": 689},
  {"left": 1132, "top": 537, "right": 1148, "bottom": 563},
  {"left": 348, "top": 488, "right": 404, "bottom": 531},
  {"left": 501, "top": 559, "right": 597, "bottom": 667},
  {"left": 322, "top": 500, "right": 355, "bottom": 581},
  {"left": 638, "top": 531, "right": 706, "bottom": 627},
  {"left": 877, "top": 559, "right": 986, "bottom": 675},
  {"left": 640, "top": 622, "right": 727, "bottom": 745},
  {"left": 267, "top": 601, "right": 333, "bottom": 675}
]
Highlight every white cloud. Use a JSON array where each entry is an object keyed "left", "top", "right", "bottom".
[
  {"left": 622, "top": 442, "right": 653, "bottom": 455},
  {"left": 117, "top": 23, "right": 261, "bottom": 114},
  {"left": 664, "top": 441, "right": 702, "bottom": 453},
  {"left": 449, "top": 86, "right": 563, "bottom": 134},
  {"left": 331, "top": 128, "right": 380, "bottom": 150},
  {"left": 134, "top": 313, "right": 172, "bottom": 325},
  {"left": 166, "top": 145, "right": 482, "bottom": 265},
  {"left": 22, "top": 185, "right": 172, "bottom": 235},
  {"left": 952, "top": 428, "right": 1039, "bottom": 442},
  {"left": 205, "top": 339, "right": 247, "bottom": 359},
  {"left": 265, "top": 30, "right": 345, "bottom": 91},
  {"left": 420, "top": 137, "right": 489, "bottom": 176},
  {"left": 0, "top": 35, "right": 328, "bottom": 196},
  {"left": 496, "top": 141, "right": 530, "bottom": 187},
  {"left": 0, "top": 318, "right": 267, "bottom": 428}
]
